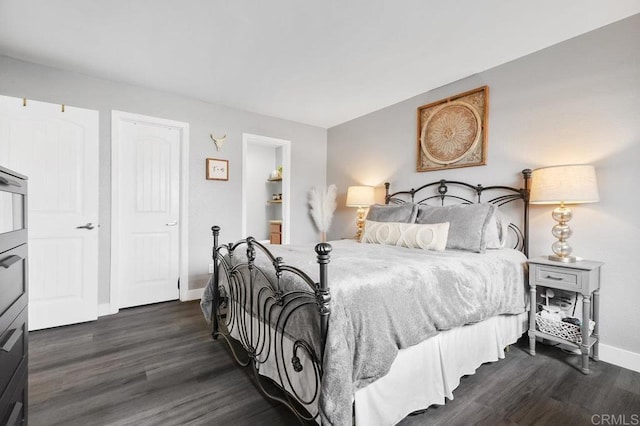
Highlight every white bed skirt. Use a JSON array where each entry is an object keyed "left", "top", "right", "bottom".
[
  {"left": 354, "top": 311, "right": 528, "bottom": 425},
  {"left": 227, "top": 310, "right": 527, "bottom": 425}
]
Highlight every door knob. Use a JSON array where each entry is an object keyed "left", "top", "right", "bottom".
[
  {"left": 76, "top": 223, "right": 95, "bottom": 230},
  {"left": 166, "top": 221, "right": 178, "bottom": 226}
]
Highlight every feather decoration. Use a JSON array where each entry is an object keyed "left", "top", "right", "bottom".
[{"left": 308, "top": 184, "right": 338, "bottom": 242}]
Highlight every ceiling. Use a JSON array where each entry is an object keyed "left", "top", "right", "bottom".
[{"left": 0, "top": 1, "right": 638, "bottom": 128}]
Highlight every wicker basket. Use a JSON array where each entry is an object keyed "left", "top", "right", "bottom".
[{"left": 535, "top": 313, "right": 594, "bottom": 344}]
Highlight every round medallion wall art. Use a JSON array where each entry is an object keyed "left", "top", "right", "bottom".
[{"left": 417, "top": 86, "right": 488, "bottom": 172}]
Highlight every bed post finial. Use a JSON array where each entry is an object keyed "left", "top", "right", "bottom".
[
  {"left": 384, "top": 182, "right": 390, "bottom": 204},
  {"left": 315, "top": 242, "right": 332, "bottom": 361},
  {"left": 211, "top": 226, "right": 221, "bottom": 339},
  {"left": 212, "top": 226, "right": 220, "bottom": 263}
]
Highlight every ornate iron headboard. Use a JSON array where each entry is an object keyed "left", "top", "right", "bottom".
[{"left": 384, "top": 169, "right": 532, "bottom": 256}]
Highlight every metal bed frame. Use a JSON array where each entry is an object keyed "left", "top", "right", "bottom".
[{"left": 210, "top": 169, "right": 531, "bottom": 423}]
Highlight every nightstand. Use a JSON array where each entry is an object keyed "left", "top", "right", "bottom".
[{"left": 527, "top": 256, "right": 603, "bottom": 374}]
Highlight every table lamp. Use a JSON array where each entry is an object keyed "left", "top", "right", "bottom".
[
  {"left": 530, "top": 164, "right": 599, "bottom": 263},
  {"left": 346, "top": 186, "right": 375, "bottom": 241}
]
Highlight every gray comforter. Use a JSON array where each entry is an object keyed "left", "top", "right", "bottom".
[{"left": 201, "top": 240, "right": 527, "bottom": 425}]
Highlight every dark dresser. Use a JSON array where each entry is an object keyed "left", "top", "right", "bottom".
[{"left": 0, "top": 165, "right": 28, "bottom": 425}]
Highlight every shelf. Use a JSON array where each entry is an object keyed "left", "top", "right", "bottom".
[
  {"left": 267, "top": 177, "right": 282, "bottom": 182},
  {"left": 530, "top": 330, "right": 598, "bottom": 349},
  {"left": 268, "top": 200, "right": 283, "bottom": 204}
]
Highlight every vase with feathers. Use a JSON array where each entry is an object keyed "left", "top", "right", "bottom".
[{"left": 308, "top": 184, "right": 337, "bottom": 243}]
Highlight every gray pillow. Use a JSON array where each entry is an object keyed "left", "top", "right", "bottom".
[
  {"left": 366, "top": 203, "right": 418, "bottom": 223},
  {"left": 415, "top": 203, "right": 497, "bottom": 253}
]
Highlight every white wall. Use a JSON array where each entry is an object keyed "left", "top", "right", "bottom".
[
  {"left": 327, "top": 15, "right": 640, "bottom": 366},
  {"left": 0, "top": 55, "right": 327, "bottom": 303},
  {"left": 246, "top": 144, "right": 277, "bottom": 240}
]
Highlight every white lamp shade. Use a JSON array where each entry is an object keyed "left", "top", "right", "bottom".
[
  {"left": 530, "top": 164, "right": 599, "bottom": 205},
  {"left": 346, "top": 186, "right": 375, "bottom": 207}
]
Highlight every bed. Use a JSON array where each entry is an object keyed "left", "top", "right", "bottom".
[{"left": 201, "top": 169, "right": 532, "bottom": 425}]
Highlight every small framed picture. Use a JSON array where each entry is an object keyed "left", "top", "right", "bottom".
[{"left": 206, "top": 158, "right": 229, "bottom": 181}]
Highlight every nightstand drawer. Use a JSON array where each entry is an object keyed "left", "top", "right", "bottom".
[{"left": 536, "top": 266, "right": 580, "bottom": 288}]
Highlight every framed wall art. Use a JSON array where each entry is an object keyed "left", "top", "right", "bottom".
[
  {"left": 417, "top": 86, "right": 489, "bottom": 172},
  {"left": 206, "top": 158, "right": 229, "bottom": 181}
]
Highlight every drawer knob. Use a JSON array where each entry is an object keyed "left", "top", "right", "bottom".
[
  {"left": 545, "top": 275, "right": 564, "bottom": 281},
  {"left": 6, "top": 401, "right": 23, "bottom": 426},
  {"left": 0, "top": 255, "right": 22, "bottom": 269},
  {"left": 1, "top": 328, "right": 22, "bottom": 352}
]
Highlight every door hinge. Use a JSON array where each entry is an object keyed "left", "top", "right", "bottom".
[{"left": 177, "top": 278, "right": 180, "bottom": 290}]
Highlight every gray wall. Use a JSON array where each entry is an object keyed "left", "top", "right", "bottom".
[
  {"left": 328, "top": 15, "right": 640, "bottom": 356},
  {"left": 0, "top": 55, "right": 327, "bottom": 303}
]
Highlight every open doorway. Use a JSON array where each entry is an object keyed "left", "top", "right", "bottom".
[{"left": 242, "top": 133, "right": 291, "bottom": 244}]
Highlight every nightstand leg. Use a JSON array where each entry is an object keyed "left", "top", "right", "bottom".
[
  {"left": 528, "top": 283, "right": 537, "bottom": 356},
  {"left": 581, "top": 294, "right": 591, "bottom": 374},
  {"left": 592, "top": 289, "right": 600, "bottom": 361}
]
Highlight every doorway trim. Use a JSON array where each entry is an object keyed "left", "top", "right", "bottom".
[
  {"left": 242, "top": 133, "right": 291, "bottom": 244},
  {"left": 110, "top": 110, "right": 190, "bottom": 315}
]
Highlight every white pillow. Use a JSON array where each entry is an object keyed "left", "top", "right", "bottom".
[
  {"left": 486, "top": 208, "right": 510, "bottom": 249},
  {"left": 361, "top": 220, "right": 450, "bottom": 252}
]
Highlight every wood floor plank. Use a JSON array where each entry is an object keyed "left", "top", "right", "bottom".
[{"left": 29, "top": 301, "right": 640, "bottom": 425}]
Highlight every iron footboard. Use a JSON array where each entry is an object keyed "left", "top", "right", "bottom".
[{"left": 210, "top": 226, "right": 331, "bottom": 423}]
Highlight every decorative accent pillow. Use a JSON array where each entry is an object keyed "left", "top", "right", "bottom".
[
  {"left": 361, "top": 220, "right": 450, "bottom": 252},
  {"left": 415, "top": 203, "right": 497, "bottom": 253},
  {"left": 366, "top": 203, "right": 418, "bottom": 224}
]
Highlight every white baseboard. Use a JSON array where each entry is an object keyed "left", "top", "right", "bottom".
[
  {"left": 97, "top": 303, "right": 118, "bottom": 317},
  {"left": 600, "top": 343, "right": 640, "bottom": 373},
  {"left": 182, "top": 287, "right": 204, "bottom": 301},
  {"left": 98, "top": 290, "right": 202, "bottom": 317}
]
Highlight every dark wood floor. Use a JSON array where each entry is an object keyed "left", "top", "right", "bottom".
[{"left": 29, "top": 301, "right": 640, "bottom": 426}]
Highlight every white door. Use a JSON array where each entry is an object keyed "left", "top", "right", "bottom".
[
  {"left": 112, "top": 112, "right": 184, "bottom": 308},
  {"left": 0, "top": 95, "right": 99, "bottom": 330}
]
